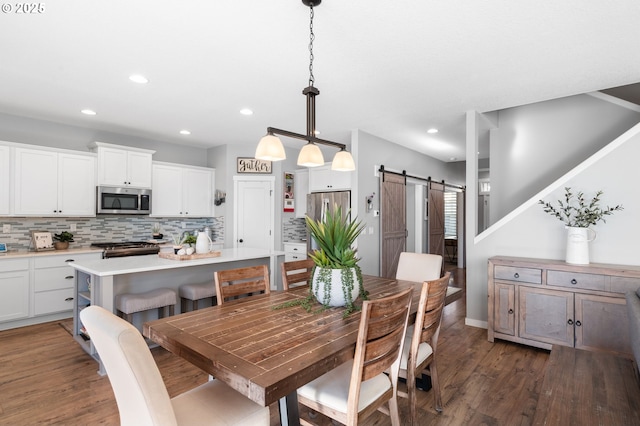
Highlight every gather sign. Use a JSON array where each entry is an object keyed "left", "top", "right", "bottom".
[{"left": 236, "top": 157, "right": 272, "bottom": 174}]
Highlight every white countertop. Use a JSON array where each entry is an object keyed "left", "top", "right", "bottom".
[
  {"left": 68, "top": 247, "right": 285, "bottom": 276},
  {"left": 0, "top": 247, "right": 103, "bottom": 259}
]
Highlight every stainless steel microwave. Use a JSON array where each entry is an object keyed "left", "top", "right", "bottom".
[{"left": 96, "top": 186, "right": 151, "bottom": 215}]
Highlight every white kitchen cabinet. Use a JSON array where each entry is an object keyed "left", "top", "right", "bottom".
[
  {"left": 308, "top": 164, "right": 352, "bottom": 192},
  {"left": 0, "top": 145, "right": 10, "bottom": 215},
  {"left": 13, "top": 147, "right": 96, "bottom": 216},
  {"left": 0, "top": 259, "right": 29, "bottom": 322},
  {"left": 283, "top": 242, "right": 307, "bottom": 262},
  {"left": 151, "top": 162, "right": 214, "bottom": 217},
  {"left": 294, "top": 169, "right": 309, "bottom": 218},
  {"left": 92, "top": 142, "right": 154, "bottom": 188},
  {"left": 33, "top": 252, "right": 101, "bottom": 316}
]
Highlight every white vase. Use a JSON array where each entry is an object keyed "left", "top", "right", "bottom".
[
  {"left": 565, "top": 226, "right": 596, "bottom": 265},
  {"left": 312, "top": 267, "right": 360, "bottom": 307}
]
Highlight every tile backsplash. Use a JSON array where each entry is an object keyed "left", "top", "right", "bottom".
[
  {"left": 0, "top": 216, "right": 224, "bottom": 251},
  {"left": 283, "top": 217, "right": 306, "bottom": 242}
]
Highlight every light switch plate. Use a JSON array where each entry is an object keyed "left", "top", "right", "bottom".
[{"left": 2, "top": 224, "right": 10, "bottom": 233}]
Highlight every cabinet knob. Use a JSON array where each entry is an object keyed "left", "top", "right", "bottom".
[
  {"left": 575, "top": 320, "right": 582, "bottom": 327},
  {"left": 508, "top": 309, "right": 514, "bottom": 314},
  {"left": 571, "top": 278, "right": 578, "bottom": 285},
  {"left": 514, "top": 273, "right": 520, "bottom": 279},
  {"left": 567, "top": 319, "right": 574, "bottom": 325},
  {"left": 239, "top": 239, "right": 244, "bottom": 243}
]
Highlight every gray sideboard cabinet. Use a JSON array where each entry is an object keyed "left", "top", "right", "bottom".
[{"left": 488, "top": 256, "right": 640, "bottom": 356}]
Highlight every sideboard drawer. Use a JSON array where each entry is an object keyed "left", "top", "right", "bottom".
[
  {"left": 547, "top": 270, "right": 606, "bottom": 291},
  {"left": 494, "top": 266, "right": 542, "bottom": 284},
  {"left": 610, "top": 276, "right": 640, "bottom": 294}
]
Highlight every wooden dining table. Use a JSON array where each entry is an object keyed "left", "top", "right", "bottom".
[{"left": 143, "top": 274, "right": 423, "bottom": 426}]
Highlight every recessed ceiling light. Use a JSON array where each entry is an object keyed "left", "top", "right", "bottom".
[
  {"left": 81, "top": 109, "right": 96, "bottom": 116},
  {"left": 239, "top": 108, "right": 253, "bottom": 116},
  {"left": 129, "top": 74, "right": 149, "bottom": 84},
  {"left": 180, "top": 130, "right": 191, "bottom": 135},
  {"left": 450, "top": 157, "right": 457, "bottom": 161},
  {"left": 427, "top": 128, "right": 438, "bottom": 134}
]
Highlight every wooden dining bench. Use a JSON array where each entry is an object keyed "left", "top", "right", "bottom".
[{"left": 532, "top": 345, "right": 640, "bottom": 425}]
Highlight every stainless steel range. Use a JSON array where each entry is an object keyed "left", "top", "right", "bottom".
[{"left": 91, "top": 241, "right": 160, "bottom": 258}]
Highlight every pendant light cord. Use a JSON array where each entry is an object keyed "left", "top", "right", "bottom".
[{"left": 308, "top": 4, "right": 315, "bottom": 87}]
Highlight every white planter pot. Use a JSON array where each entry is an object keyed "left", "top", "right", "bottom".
[
  {"left": 312, "top": 267, "right": 360, "bottom": 308},
  {"left": 565, "top": 226, "right": 596, "bottom": 265}
]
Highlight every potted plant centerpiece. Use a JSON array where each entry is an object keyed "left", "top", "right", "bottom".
[
  {"left": 539, "top": 187, "right": 623, "bottom": 264},
  {"left": 305, "top": 204, "right": 367, "bottom": 314},
  {"left": 53, "top": 231, "right": 74, "bottom": 250}
]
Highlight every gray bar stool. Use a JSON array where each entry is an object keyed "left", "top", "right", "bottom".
[
  {"left": 179, "top": 282, "right": 216, "bottom": 312},
  {"left": 115, "top": 288, "right": 177, "bottom": 323}
]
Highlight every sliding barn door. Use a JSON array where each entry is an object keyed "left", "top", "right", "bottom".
[
  {"left": 428, "top": 181, "right": 445, "bottom": 267},
  {"left": 380, "top": 172, "right": 406, "bottom": 278}
]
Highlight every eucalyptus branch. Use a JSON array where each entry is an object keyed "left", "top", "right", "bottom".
[{"left": 539, "top": 187, "right": 623, "bottom": 227}]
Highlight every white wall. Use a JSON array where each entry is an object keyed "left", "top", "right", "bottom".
[
  {"left": 491, "top": 94, "right": 640, "bottom": 222},
  {"left": 0, "top": 112, "right": 208, "bottom": 166},
  {"left": 465, "top": 119, "right": 640, "bottom": 326},
  {"left": 352, "top": 129, "right": 465, "bottom": 276}
]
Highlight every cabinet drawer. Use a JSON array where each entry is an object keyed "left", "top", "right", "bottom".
[
  {"left": 494, "top": 266, "right": 542, "bottom": 284},
  {"left": 0, "top": 258, "right": 29, "bottom": 272},
  {"left": 547, "top": 270, "right": 606, "bottom": 291},
  {"left": 610, "top": 276, "right": 640, "bottom": 294},
  {"left": 34, "top": 288, "right": 74, "bottom": 315},
  {"left": 283, "top": 243, "right": 306, "bottom": 253},
  {"left": 34, "top": 267, "right": 75, "bottom": 292},
  {"left": 285, "top": 253, "right": 307, "bottom": 262},
  {"left": 34, "top": 252, "right": 100, "bottom": 269}
]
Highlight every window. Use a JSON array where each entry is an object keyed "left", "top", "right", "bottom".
[{"left": 444, "top": 192, "right": 457, "bottom": 238}]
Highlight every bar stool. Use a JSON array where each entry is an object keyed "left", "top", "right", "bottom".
[
  {"left": 178, "top": 282, "right": 216, "bottom": 312},
  {"left": 115, "top": 288, "right": 177, "bottom": 323}
]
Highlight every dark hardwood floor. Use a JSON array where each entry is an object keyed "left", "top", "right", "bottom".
[{"left": 0, "top": 264, "right": 552, "bottom": 425}]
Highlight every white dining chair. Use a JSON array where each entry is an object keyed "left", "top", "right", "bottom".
[
  {"left": 395, "top": 252, "right": 442, "bottom": 283},
  {"left": 80, "top": 305, "right": 270, "bottom": 426}
]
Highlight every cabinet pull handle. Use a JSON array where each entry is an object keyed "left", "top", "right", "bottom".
[
  {"left": 65, "top": 259, "right": 75, "bottom": 262},
  {"left": 65, "top": 275, "right": 74, "bottom": 280},
  {"left": 567, "top": 319, "right": 574, "bottom": 325},
  {"left": 65, "top": 297, "right": 74, "bottom": 302},
  {"left": 514, "top": 273, "right": 520, "bottom": 279},
  {"left": 571, "top": 278, "right": 577, "bottom": 285},
  {"left": 508, "top": 309, "right": 514, "bottom": 314},
  {"left": 575, "top": 320, "right": 582, "bottom": 327}
]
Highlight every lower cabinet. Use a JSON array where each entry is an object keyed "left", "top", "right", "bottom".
[
  {"left": 0, "top": 251, "right": 102, "bottom": 329},
  {"left": 489, "top": 256, "right": 639, "bottom": 356},
  {"left": 283, "top": 242, "right": 307, "bottom": 262},
  {"left": 0, "top": 259, "right": 29, "bottom": 322}
]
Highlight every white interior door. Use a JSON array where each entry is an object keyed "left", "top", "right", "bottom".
[{"left": 233, "top": 176, "right": 274, "bottom": 250}]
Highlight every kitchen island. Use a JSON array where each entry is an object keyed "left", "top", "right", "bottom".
[{"left": 69, "top": 247, "right": 285, "bottom": 372}]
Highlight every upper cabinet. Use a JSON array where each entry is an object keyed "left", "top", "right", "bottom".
[
  {"left": 151, "top": 162, "right": 214, "bottom": 217},
  {"left": 0, "top": 145, "right": 9, "bottom": 215},
  {"left": 13, "top": 147, "right": 96, "bottom": 216},
  {"left": 308, "top": 164, "right": 352, "bottom": 192},
  {"left": 90, "top": 142, "right": 155, "bottom": 188}
]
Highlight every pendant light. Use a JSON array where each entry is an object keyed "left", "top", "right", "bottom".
[{"left": 255, "top": 0, "right": 355, "bottom": 171}]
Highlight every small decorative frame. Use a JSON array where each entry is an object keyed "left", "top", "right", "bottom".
[
  {"left": 284, "top": 172, "right": 295, "bottom": 212},
  {"left": 237, "top": 157, "right": 272, "bottom": 174},
  {"left": 30, "top": 230, "right": 54, "bottom": 251},
  {"left": 0, "top": 242, "right": 7, "bottom": 253}
]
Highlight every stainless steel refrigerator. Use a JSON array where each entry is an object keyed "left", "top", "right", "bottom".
[{"left": 306, "top": 190, "right": 351, "bottom": 253}]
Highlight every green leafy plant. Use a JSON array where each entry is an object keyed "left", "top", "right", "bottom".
[
  {"left": 305, "top": 205, "right": 365, "bottom": 268},
  {"left": 152, "top": 223, "right": 162, "bottom": 234},
  {"left": 53, "top": 231, "right": 74, "bottom": 242},
  {"left": 539, "top": 187, "right": 623, "bottom": 227},
  {"left": 171, "top": 233, "right": 183, "bottom": 246},
  {"left": 183, "top": 235, "right": 197, "bottom": 247}
]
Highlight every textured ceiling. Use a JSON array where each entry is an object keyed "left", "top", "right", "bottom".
[{"left": 1, "top": 0, "right": 639, "bottom": 161}]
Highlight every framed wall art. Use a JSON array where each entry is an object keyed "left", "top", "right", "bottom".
[
  {"left": 284, "top": 172, "right": 294, "bottom": 212},
  {"left": 237, "top": 157, "right": 272, "bottom": 174}
]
